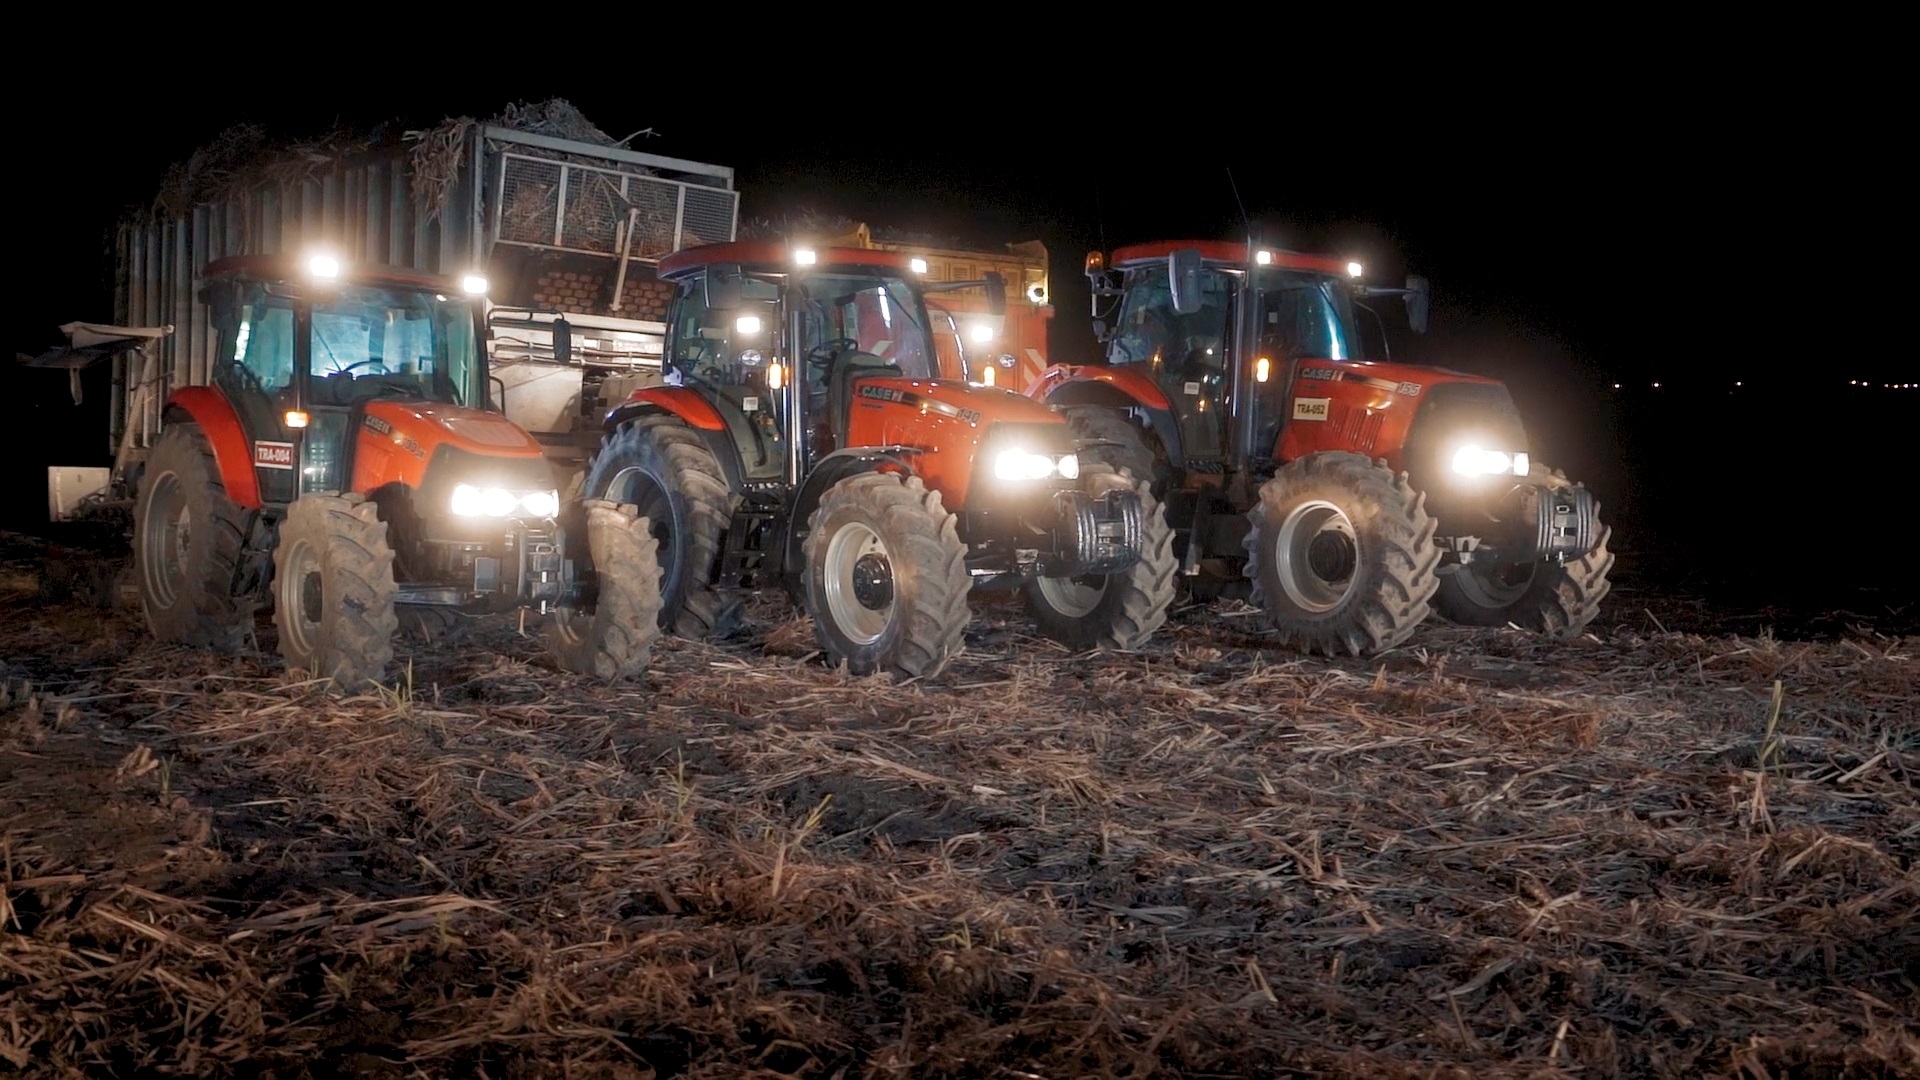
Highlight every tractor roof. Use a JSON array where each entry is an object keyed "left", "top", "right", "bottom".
[
  {"left": 658, "top": 242, "right": 918, "bottom": 280},
  {"left": 1110, "top": 240, "right": 1349, "bottom": 276},
  {"left": 201, "top": 255, "right": 466, "bottom": 294}
]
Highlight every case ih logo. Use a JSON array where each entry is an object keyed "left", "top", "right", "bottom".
[
  {"left": 254, "top": 441, "right": 295, "bottom": 469},
  {"left": 1293, "top": 398, "right": 1331, "bottom": 421},
  {"left": 1300, "top": 366, "right": 1339, "bottom": 381}
]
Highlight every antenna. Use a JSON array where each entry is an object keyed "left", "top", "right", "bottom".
[{"left": 1225, "top": 167, "right": 1252, "bottom": 238}]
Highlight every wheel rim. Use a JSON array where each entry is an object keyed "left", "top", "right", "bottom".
[
  {"left": 278, "top": 536, "right": 324, "bottom": 657},
  {"left": 1036, "top": 574, "right": 1107, "bottom": 618},
  {"left": 551, "top": 523, "right": 591, "bottom": 647},
  {"left": 140, "top": 470, "right": 186, "bottom": 609},
  {"left": 608, "top": 466, "right": 674, "bottom": 593},
  {"left": 1273, "top": 499, "right": 1359, "bottom": 613},
  {"left": 823, "top": 521, "right": 894, "bottom": 646},
  {"left": 1454, "top": 559, "right": 1536, "bottom": 607}
]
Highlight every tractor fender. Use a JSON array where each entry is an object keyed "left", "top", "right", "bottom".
[
  {"left": 604, "top": 393, "right": 746, "bottom": 491},
  {"left": 1036, "top": 375, "right": 1186, "bottom": 472},
  {"left": 162, "top": 386, "right": 263, "bottom": 508},
  {"left": 1026, "top": 363, "right": 1173, "bottom": 411},
  {"left": 781, "top": 447, "right": 922, "bottom": 577},
  {"left": 606, "top": 386, "right": 725, "bottom": 432}
]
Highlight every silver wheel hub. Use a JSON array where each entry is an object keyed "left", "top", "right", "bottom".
[
  {"left": 1274, "top": 499, "right": 1358, "bottom": 613},
  {"left": 279, "top": 537, "right": 323, "bottom": 656},
  {"left": 824, "top": 522, "right": 893, "bottom": 646},
  {"left": 1037, "top": 574, "right": 1106, "bottom": 618}
]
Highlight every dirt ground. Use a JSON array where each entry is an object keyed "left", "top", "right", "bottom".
[{"left": 2, "top": 530, "right": 1915, "bottom": 1079}]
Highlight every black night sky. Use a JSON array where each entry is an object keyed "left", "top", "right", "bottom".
[{"left": 7, "top": 63, "right": 1909, "bottom": 615}]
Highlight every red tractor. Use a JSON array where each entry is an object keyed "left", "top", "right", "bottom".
[
  {"left": 133, "top": 254, "right": 660, "bottom": 687},
  {"left": 562, "top": 241, "right": 1177, "bottom": 678},
  {"left": 1028, "top": 241, "right": 1613, "bottom": 656}
]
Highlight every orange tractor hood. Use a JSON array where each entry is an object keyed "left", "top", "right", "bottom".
[{"left": 363, "top": 401, "right": 547, "bottom": 457}]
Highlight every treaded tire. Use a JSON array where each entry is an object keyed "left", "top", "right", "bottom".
[
  {"left": 1244, "top": 452, "right": 1441, "bottom": 657},
  {"left": 134, "top": 422, "right": 253, "bottom": 650},
  {"left": 1023, "top": 465, "right": 1177, "bottom": 651},
  {"left": 584, "top": 415, "right": 737, "bottom": 639},
  {"left": 1063, "top": 406, "right": 1165, "bottom": 497},
  {"left": 1433, "top": 464, "right": 1614, "bottom": 636},
  {"left": 549, "top": 499, "right": 665, "bottom": 679},
  {"left": 272, "top": 493, "right": 399, "bottom": 691},
  {"left": 803, "top": 472, "right": 971, "bottom": 679}
]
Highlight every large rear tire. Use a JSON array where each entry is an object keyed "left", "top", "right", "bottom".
[
  {"left": 1433, "top": 465, "right": 1614, "bottom": 636},
  {"left": 1024, "top": 465, "right": 1177, "bottom": 651},
  {"left": 271, "top": 494, "right": 399, "bottom": 692},
  {"left": 133, "top": 422, "right": 254, "bottom": 650},
  {"left": 1244, "top": 452, "right": 1441, "bottom": 657},
  {"left": 583, "top": 416, "right": 739, "bottom": 639},
  {"left": 549, "top": 499, "right": 665, "bottom": 679},
  {"left": 803, "top": 472, "right": 971, "bottom": 679}
]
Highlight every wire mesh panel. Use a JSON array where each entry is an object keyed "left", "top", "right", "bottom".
[
  {"left": 559, "top": 169, "right": 627, "bottom": 254},
  {"left": 680, "top": 186, "right": 739, "bottom": 250},
  {"left": 626, "top": 182, "right": 682, "bottom": 260},
  {"left": 494, "top": 153, "right": 737, "bottom": 260},
  {"left": 498, "top": 156, "right": 564, "bottom": 247}
]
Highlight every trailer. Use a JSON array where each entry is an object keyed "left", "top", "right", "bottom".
[{"left": 100, "top": 104, "right": 738, "bottom": 507}]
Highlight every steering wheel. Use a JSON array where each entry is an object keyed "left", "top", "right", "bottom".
[
  {"left": 806, "top": 338, "right": 860, "bottom": 368},
  {"left": 332, "top": 358, "right": 388, "bottom": 376}
]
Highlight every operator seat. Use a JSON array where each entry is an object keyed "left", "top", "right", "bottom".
[{"left": 828, "top": 352, "right": 898, "bottom": 449}]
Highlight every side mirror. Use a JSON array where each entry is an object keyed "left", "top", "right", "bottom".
[
  {"left": 1168, "top": 248, "right": 1204, "bottom": 315},
  {"left": 984, "top": 271, "right": 1007, "bottom": 317},
  {"left": 703, "top": 264, "right": 743, "bottom": 310},
  {"left": 551, "top": 317, "right": 573, "bottom": 365},
  {"left": 1404, "top": 275, "right": 1430, "bottom": 334},
  {"left": 1091, "top": 318, "right": 1108, "bottom": 341}
]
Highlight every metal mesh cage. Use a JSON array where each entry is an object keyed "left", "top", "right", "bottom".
[
  {"left": 498, "top": 157, "right": 563, "bottom": 247},
  {"left": 496, "top": 153, "right": 738, "bottom": 260},
  {"left": 680, "top": 187, "right": 739, "bottom": 250}
]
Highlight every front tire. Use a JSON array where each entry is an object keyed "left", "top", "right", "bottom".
[
  {"left": 549, "top": 499, "right": 665, "bottom": 679},
  {"left": 803, "top": 472, "right": 971, "bottom": 679},
  {"left": 583, "top": 415, "right": 738, "bottom": 639},
  {"left": 1433, "top": 465, "right": 1614, "bottom": 636},
  {"left": 1024, "top": 465, "right": 1177, "bottom": 651},
  {"left": 1244, "top": 452, "right": 1440, "bottom": 657},
  {"left": 271, "top": 494, "right": 399, "bottom": 691},
  {"left": 134, "top": 422, "right": 254, "bottom": 650},
  {"left": 1062, "top": 406, "right": 1165, "bottom": 497}
]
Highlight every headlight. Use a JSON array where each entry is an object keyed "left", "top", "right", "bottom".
[
  {"left": 1450, "top": 446, "right": 1530, "bottom": 477},
  {"left": 451, "top": 484, "right": 560, "bottom": 517},
  {"left": 998, "top": 447, "right": 1075, "bottom": 476},
  {"left": 1058, "top": 453, "right": 1079, "bottom": 480}
]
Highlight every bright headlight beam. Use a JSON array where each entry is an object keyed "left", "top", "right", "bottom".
[
  {"left": 1450, "top": 446, "right": 1528, "bottom": 477},
  {"left": 452, "top": 484, "right": 549, "bottom": 516},
  {"left": 994, "top": 450, "right": 1057, "bottom": 480}
]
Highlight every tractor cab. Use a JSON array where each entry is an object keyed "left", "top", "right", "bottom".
[
  {"left": 652, "top": 244, "right": 971, "bottom": 480},
  {"left": 199, "top": 254, "right": 493, "bottom": 501}
]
